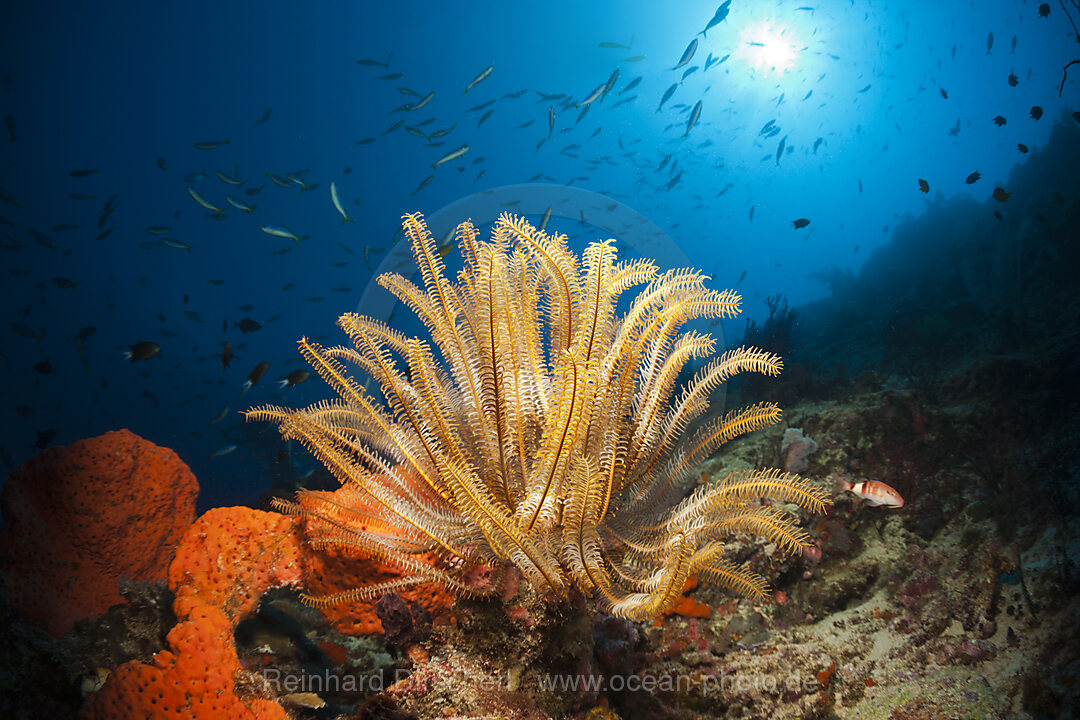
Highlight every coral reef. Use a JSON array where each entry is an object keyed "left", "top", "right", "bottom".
[
  {"left": 81, "top": 507, "right": 304, "bottom": 719},
  {"left": 296, "top": 484, "right": 457, "bottom": 636},
  {"left": 81, "top": 594, "right": 287, "bottom": 720},
  {"left": 251, "top": 211, "right": 829, "bottom": 620},
  {"left": 167, "top": 507, "right": 303, "bottom": 622},
  {"left": 0, "top": 429, "right": 197, "bottom": 636}
]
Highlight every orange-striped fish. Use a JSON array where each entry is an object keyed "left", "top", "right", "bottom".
[{"left": 840, "top": 479, "right": 904, "bottom": 508}]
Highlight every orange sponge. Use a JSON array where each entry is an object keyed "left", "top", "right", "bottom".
[{"left": 0, "top": 429, "right": 198, "bottom": 636}]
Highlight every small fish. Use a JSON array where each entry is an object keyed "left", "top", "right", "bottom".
[
  {"left": 940, "top": 87, "right": 948, "bottom": 99},
  {"left": 792, "top": 218, "right": 810, "bottom": 229},
  {"left": 993, "top": 187, "right": 1011, "bottom": 202},
  {"left": 410, "top": 91, "right": 435, "bottom": 112},
  {"left": 1030, "top": 106, "right": 1043, "bottom": 120},
  {"left": 193, "top": 140, "right": 231, "bottom": 150},
  {"left": 698, "top": 1, "right": 731, "bottom": 38},
  {"left": 463, "top": 65, "right": 493, "bottom": 95},
  {"left": 578, "top": 82, "right": 607, "bottom": 108},
  {"left": 1008, "top": 72, "right": 1018, "bottom": 87},
  {"left": 209, "top": 406, "right": 230, "bottom": 424},
  {"left": 52, "top": 277, "right": 78, "bottom": 289},
  {"left": 254, "top": 108, "right": 272, "bottom": 126},
  {"left": 240, "top": 360, "right": 270, "bottom": 396},
  {"left": 598, "top": 38, "right": 633, "bottom": 50},
  {"left": 776, "top": 136, "right": 787, "bottom": 166},
  {"left": 993, "top": 115, "right": 1007, "bottom": 127},
  {"left": 986, "top": 31, "right": 994, "bottom": 55},
  {"left": 278, "top": 369, "right": 311, "bottom": 388},
  {"left": 33, "top": 430, "right": 56, "bottom": 451},
  {"left": 11, "top": 323, "right": 44, "bottom": 348},
  {"left": 431, "top": 143, "right": 469, "bottom": 170},
  {"left": 411, "top": 174, "right": 435, "bottom": 195},
  {"left": 1016, "top": 143, "right": 1028, "bottom": 154},
  {"left": 918, "top": 178, "right": 929, "bottom": 193},
  {"left": 330, "top": 182, "right": 353, "bottom": 223},
  {"left": 158, "top": 239, "right": 191, "bottom": 252},
  {"left": 146, "top": 225, "right": 171, "bottom": 235},
  {"left": 684, "top": 100, "right": 702, "bottom": 137},
  {"left": 1039, "top": 3, "right": 1050, "bottom": 18},
  {"left": 965, "top": 171, "right": 981, "bottom": 184},
  {"left": 220, "top": 341, "right": 233, "bottom": 370},
  {"left": 622, "top": 55, "right": 646, "bottom": 62},
  {"left": 234, "top": 317, "right": 262, "bottom": 334},
  {"left": 539, "top": 206, "right": 553, "bottom": 232},
  {"left": 124, "top": 341, "right": 161, "bottom": 362},
  {"left": 600, "top": 68, "right": 620, "bottom": 103},
  {"left": 261, "top": 225, "right": 306, "bottom": 246},
  {"left": 33, "top": 360, "right": 53, "bottom": 374},
  {"left": 156, "top": 156, "right": 168, "bottom": 171},
  {"left": 619, "top": 77, "right": 642, "bottom": 94},
  {"left": 184, "top": 171, "right": 207, "bottom": 183},
  {"left": 225, "top": 195, "right": 255, "bottom": 214},
  {"left": 188, "top": 187, "right": 224, "bottom": 216},
  {"left": 69, "top": 168, "right": 99, "bottom": 178},
  {"left": 548, "top": 106, "right": 555, "bottom": 138},
  {"left": 657, "top": 83, "right": 677, "bottom": 112},
  {"left": 353, "top": 137, "right": 375, "bottom": 146},
  {"left": 356, "top": 56, "right": 391, "bottom": 67},
  {"left": 210, "top": 444, "right": 238, "bottom": 459},
  {"left": 840, "top": 479, "right": 903, "bottom": 508},
  {"left": 672, "top": 38, "right": 698, "bottom": 70},
  {"left": 216, "top": 168, "right": 244, "bottom": 186}
]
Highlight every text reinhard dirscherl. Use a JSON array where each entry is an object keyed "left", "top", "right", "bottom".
[{"left": 260, "top": 667, "right": 824, "bottom": 697}]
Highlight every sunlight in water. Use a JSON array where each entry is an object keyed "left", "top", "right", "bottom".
[{"left": 740, "top": 21, "right": 800, "bottom": 73}]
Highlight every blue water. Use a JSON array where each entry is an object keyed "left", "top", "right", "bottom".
[{"left": 1, "top": 1, "right": 1076, "bottom": 509}]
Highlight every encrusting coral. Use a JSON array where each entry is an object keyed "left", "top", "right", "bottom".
[
  {"left": 250, "top": 211, "right": 830, "bottom": 620},
  {"left": 0, "top": 429, "right": 197, "bottom": 637}
]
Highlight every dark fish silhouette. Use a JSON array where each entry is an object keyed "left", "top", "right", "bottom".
[
  {"left": 993, "top": 187, "right": 1011, "bottom": 202},
  {"left": 792, "top": 218, "right": 810, "bottom": 229},
  {"left": 124, "top": 341, "right": 161, "bottom": 362},
  {"left": 992, "top": 115, "right": 1006, "bottom": 127},
  {"left": 966, "top": 171, "right": 981, "bottom": 184},
  {"left": 697, "top": 1, "right": 731, "bottom": 38},
  {"left": 234, "top": 317, "right": 262, "bottom": 334},
  {"left": 918, "top": 179, "right": 929, "bottom": 193},
  {"left": 1030, "top": 106, "right": 1042, "bottom": 120}
]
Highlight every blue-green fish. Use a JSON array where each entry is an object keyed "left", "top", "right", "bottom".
[{"left": 672, "top": 38, "right": 698, "bottom": 70}]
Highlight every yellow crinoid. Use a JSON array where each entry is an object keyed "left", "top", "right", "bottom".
[{"left": 247, "top": 211, "right": 829, "bottom": 620}]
